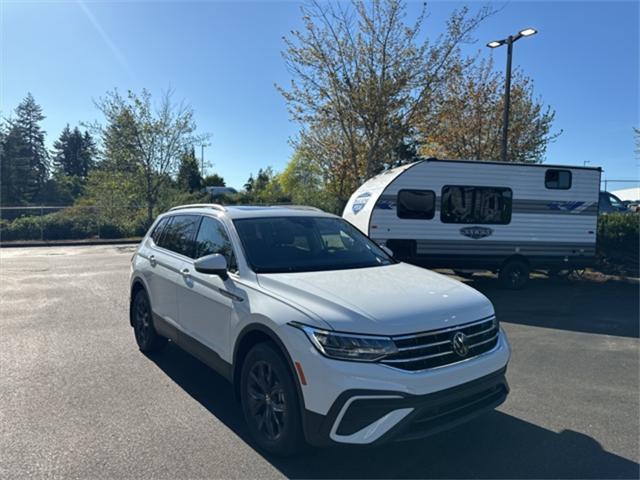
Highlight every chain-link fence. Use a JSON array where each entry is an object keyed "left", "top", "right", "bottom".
[{"left": 0, "top": 205, "right": 147, "bottom": 242}]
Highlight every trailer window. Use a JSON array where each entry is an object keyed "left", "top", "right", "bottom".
[
  {"left": 545, "top": 169, "right": 572, "bottom": 189},
  {"left": 441, "top": 186, "right": 512, "bottom": 225},
  {"left": 397, "top": 190, "right": 435, "bottom": 219}
]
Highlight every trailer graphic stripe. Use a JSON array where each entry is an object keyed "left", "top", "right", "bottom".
[{"left": 374, "top": 195, "right": 597, "bottom": 216}]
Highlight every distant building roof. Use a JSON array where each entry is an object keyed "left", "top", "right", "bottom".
[{"left": 612, "top": 187, "right": 640, "bottom": 201}]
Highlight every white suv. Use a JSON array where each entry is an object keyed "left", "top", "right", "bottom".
[{"left": 129, "top": 204, "right": 510, "bottom": 455}]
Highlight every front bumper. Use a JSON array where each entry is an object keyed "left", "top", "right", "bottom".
[
  {"left": 302, "top": 366, "right": 508, "bottom": 446},
  {"left": 280, "top": 325, "right": 511, "bottom": 446}
]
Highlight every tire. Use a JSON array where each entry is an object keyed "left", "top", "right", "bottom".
[
  {"left": 499, "top": 258, "right": 530, "bottom": 290},
  {"left": 240, "top": 343, "right": 304, "bottom": 456},
  {"left": 131, "top": 289, "right": 167, "bottom": 353}
]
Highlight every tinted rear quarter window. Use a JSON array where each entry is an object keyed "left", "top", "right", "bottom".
[
  {"left": 150, "top": 217, "right": 169, "bottom": 244},
  {"left": 158, "top": 215, "right": 200, "bottom": 258},
  {"left": 545, "top": 169, "right": 572, "bottom": 189}
]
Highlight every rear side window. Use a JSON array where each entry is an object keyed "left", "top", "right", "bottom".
[
  {"left": 545, "top": 169, "right": 572, "bottom": 189},
  {"left": 194, "top": 217, "right": 238, "bottom": 271},
  {"left": 158, "top": 215, "right": 200, "bottom": 258},
  {"left": 150, "top": 217, "right": 169, "bottom": 244},
  {"left": 397, "top": 190, "right": 436, "bottom": 219},
  {"left": 441, "top": 186, "right": 512, "bottom": 225}
]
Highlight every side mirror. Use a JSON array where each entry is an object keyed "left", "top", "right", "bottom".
[
  {"left": 380, "top": 245, "right": 394, "bottom": 257},
  {"left": 194, "top": 253, "right": 228, "bottom": 279}
]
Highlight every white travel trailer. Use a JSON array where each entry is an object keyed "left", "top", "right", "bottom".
[{"left": 343, "top": 158, "right": 601, "bottom": 288}]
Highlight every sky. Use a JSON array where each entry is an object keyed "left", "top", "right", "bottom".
[{"left": 1, "top": 0, "right": 638, "bottom": 190}]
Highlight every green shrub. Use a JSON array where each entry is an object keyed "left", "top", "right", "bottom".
[
  {"left": 0, "top": 205, "right": 146, "bottom": 242},
  {"left": 1, "top": 215, "right": 44, "bottom": 241},
  {"left": 597, "top": 213, "right": 639, "bottom": 274}
]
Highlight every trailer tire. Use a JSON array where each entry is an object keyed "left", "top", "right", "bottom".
[{"left": 499, "top": 258, "right": 530, "bottom": 290}]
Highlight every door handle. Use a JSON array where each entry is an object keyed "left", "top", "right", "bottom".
[
  {"left": 149, "top": 255, "right": 157, "bottom": 267},
  {"left": 180, "top": 268, "right": 191, "bottom": 278}
]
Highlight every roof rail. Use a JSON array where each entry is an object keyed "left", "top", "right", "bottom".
[
  {"left": 223, "top": 203, "right": 323, "bottom": 212},
  {"left": 275, "top": 205, "right": 323, "bottom": 212},
  {"left": 169, "top": 203, "right": 226, "bottom": 212}
]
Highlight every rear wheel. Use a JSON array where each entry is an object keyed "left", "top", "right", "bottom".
[
  {"left": 131, "top": 289, "right": 167, "bottom": 353},
  {"left": 240, "top": 343, "right": 304, "bottom": 456},
  {"left": 499, "top": 258, "right": 530, "bottom": 290}
]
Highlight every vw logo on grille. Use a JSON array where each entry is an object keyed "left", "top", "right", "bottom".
[{"left": 452, "top": 332, "right": 469, "bottom": 357}]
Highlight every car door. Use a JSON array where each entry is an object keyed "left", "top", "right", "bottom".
[
  {"left": 149, "top": 215, "right": 199, "bottom": 327},
  {"left": 176, "top": 215, "right": 238, "bottom": 361}
]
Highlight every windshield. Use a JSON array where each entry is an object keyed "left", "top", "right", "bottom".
[{"left": 233, "top": 216, "right": 395, "bottom": 273}]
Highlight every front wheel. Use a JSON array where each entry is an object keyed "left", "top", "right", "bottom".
[
  {"left": 240, "top": 343, "right": 304, "bottom": 456},
  {"left": 499, "top": 258, "right": 530, "bottom": 290}
]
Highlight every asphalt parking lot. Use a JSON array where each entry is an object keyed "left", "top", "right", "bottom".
[{"left": 1, "top": 245, "right": 638, "bottom": 479}]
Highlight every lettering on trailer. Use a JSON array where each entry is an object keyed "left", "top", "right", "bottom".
[{"left": 460, "top": 226, "right": 493, "bottom": 239}]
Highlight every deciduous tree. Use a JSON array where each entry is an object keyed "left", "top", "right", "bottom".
[
  {"left": 94, "top": 89, "right": 207, "bottom": 225},
  {"left": 279, "top": 0, "right": 494, "bottom": 202},
  {"left": 203, "top": 173, "right": 226, "bottom": 187},
  {"left": 418, "top": 58, "right": 558, "bottom": 163}
]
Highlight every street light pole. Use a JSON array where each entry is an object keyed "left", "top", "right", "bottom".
[
  {"left": 501, "top": 36, "right": 514, "bottom": 163},
  {"left": 488, "top": 28, "right": 537, "bottom": 162}
]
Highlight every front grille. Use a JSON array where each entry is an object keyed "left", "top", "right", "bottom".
[{"left": 380, "top": 316, "right": 499, "bottom": 371}]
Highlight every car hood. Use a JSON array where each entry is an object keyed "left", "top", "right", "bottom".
[{"left": 257, "top": 263, "right": 494, "bottom": 336}]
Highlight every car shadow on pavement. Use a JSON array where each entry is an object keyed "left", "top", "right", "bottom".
[
  {"left": 148, "top": 343, "right": 639, "bottom": 479},
  {"left": 465, "top": 275, "right": 639, "bottom": 338}
]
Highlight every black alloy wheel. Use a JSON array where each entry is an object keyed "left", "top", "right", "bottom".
[
  {"left": 247, "top": 360, "right": 287, "bottom": 442},
  {"left": 132, "top": 289, "right": 167, "bottom": 353},
  {"left": 240, "top": 343, "right": 304, "bottom": 455}
]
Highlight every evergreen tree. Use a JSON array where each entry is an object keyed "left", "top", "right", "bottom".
[
  {"left": 52, "top": 125, "right": 97, "bottom": 178},
  {"left": 1, "top": 123, "right": 40, "bottom": 205},
  {"left": 176, "top": 147, "right": 202, "bottom": 192},
  {"left": 0, "top": 94, "right": 49, "bottom": 204},
  {"left": 13, "top": 93, "right": 49, "bottom": 193},
  {"left": 101, "top": 106, "right": 141, "bottom": 173},
  {"left": 81, "top": 131, "right": 97, "bottom": 176},
  {"left": 244, "top": 174, "right": 255, "bottom": 193}
]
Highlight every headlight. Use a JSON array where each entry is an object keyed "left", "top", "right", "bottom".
[{"left": 290, "top": 323, "right": 398, "bottom": 362}]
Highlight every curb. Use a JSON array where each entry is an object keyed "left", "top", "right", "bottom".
[{"left": 0, "top": 238, "right": 142, "bottom": 248}]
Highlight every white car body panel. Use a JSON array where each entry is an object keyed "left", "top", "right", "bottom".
[
  {"left": 257, "top": 263, "right": 494, "bottom": 335},
  {"left": 130, "top": 204, "right": 511, "bottom": 447}
]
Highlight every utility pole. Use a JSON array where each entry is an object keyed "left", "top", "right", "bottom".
[{"left": 201, "top": 144, "right": 205, "bottom": 177}]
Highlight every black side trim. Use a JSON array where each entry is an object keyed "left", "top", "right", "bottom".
[{"left": 152, "top": 313, "right": 233, "bottom": 382}]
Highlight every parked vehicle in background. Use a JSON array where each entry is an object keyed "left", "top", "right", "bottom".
[
  {"left": 129, "top": 204, "right": 511, "bottom": 455},
  {"left": 598, "top": 192, "right": 629, "bottom": 213},
  {"left": 204, "top": 186, "right": 238, "bottom": 197},
  {"left": 599, "top": 191, "right": 628, "bottom": 214},
  {"left": 625, "top": 202, "right": 640, "bottom": 213},
  {"left": 343, "top": 158, "right": 601, "bottom": 289}
]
